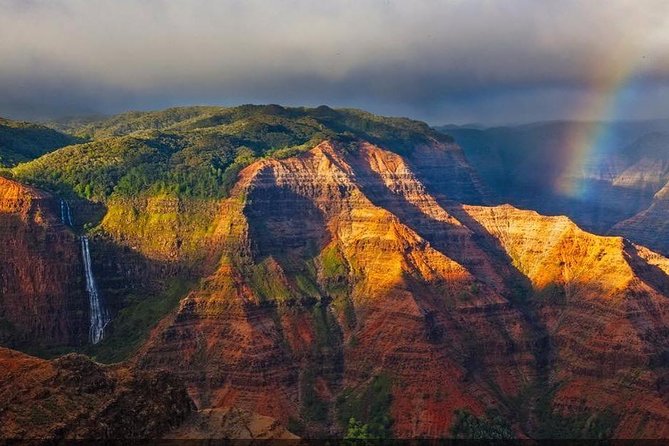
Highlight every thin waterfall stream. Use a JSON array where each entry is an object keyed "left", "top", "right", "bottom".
[
  {"left": 60, "top": 199, "right": 74, "bottom": 226},
  {"left": 81, "top": 236, "right": 109, "bottom": 344}
]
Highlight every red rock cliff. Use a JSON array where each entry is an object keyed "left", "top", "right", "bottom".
[
  {"left": 137, "top": 141, "right": 669, "bottom": 438},
  {"left": 137, "top": 141, "right": 536, "bottom": 437},
  {"left": 0, "top": 177, "right": 87, "bottom": 348}
]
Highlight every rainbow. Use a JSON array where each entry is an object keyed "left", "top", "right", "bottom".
[{"left": 553, "top": 47, "right": 649, "bottom": 198}]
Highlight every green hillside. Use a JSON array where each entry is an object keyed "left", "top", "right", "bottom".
[
  {"left": 0, "top": 117, "right": 80, "bottom": 167},
  {"left": 13, "top": 105, "right": 450, "bottom": 201}
]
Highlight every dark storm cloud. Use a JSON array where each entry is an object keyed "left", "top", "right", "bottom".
[{"left": 1, "top": 0, "right": 669, "bottom": 123}]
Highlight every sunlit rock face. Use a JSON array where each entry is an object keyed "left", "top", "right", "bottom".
[
  {"left": 137, "top": 141, "right": 529, "bottom": 437},
  {"left": 463, "top": 205, "right": 669, "bottom": 439},
  {"left": 4, "top": 106, "right": 669, "bottom": 438},
  {"left": 138, "top": 141, "right": 669, "bottom": 438}
]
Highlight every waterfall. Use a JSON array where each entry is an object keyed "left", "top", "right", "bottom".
[
  {"left": 81, "top": 236, "right": 109, "bottom": 344},
  {"left": 60, "top": 199, "right": 74, "bottom": 227}
]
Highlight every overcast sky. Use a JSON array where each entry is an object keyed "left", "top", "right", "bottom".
[{"left": 1, "top": 0, "right": 669, "bottom": 124}]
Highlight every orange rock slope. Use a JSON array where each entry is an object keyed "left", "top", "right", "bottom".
[
  {"left": 462, "top": 205, "right": 669, "bottom": 438},
  {"left": 137, "top": 141, "right": 531, "bottom": 436},
  {"left": 4, "top": 138, "right": 669, "bottom": 439},
  {"left": 136, "top": 140, "right": 669, "bottom": 438}
]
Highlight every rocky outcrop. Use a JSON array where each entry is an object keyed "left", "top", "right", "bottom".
[
  {"left": 0, "top": 177, "right": 88, "bottom": 348},
  {"left": 166, "top": 407, "right": 299, "bottom": 439},
  {"left": 0, "top": 347, "right": 194, "bottom": 439},
  {"left": 137, "top": 141, "right": 536, "bottom": 437},
  {"left": 612, "top": 157, "right": 669, "bottom": 194},
  {"left": 406, "top": 141, "right": 490, "bottom": 204},
  {"left": 462, "top": 205, "right": 669, "bottom": 438},
  {"left": 137, "top": 141, "right": 669, "bottom": 438},
  {"left": 6, "top": 129, "right": 669, "bottom": 439}
]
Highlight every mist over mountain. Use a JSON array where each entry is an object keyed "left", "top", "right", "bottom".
[{"left": 440, "top": 120, "right": 669, "bottom": 242}]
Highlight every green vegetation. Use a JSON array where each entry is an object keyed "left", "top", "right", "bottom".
[
  {"left": 12, "top": 135, "right": 170, "bottom": 200},
  {"left": 320, "top": 244, "right": 348, "bottom": 279},
  {"left": 320, "top": 244, "right": 350, "bottom": 309},
  {"left": 450, "top": 409, "right": 515, "bottom": 439},
  {"left": 286, "top": 417, "right": 306, "bottom": 436},
  {"left": 246, "top": 258, "right": 293, "bottom": 302},
  {"left": 11, "top": 105, "right": 451, "bottom": 203},
  {"left": 88, "top": 278, "right": 194, "bottom": 363},
  {"left": 294, "top": 300, "right": 344, "bottom": 429},
  {"left": 312, "top": 301, "right": 342, "bottom": 351},
  {"left": 294, "top": 271, "right": 320, "bottom": 298},
  {"left": 345, "top": 417, "right": 371, "bottom": 440},
  {"left": 17, "top": 344, "right": 79, "bottom": 361},
  {"left": 0, "top": 117, "right": 80, "bottom": 168},
  {"left": 501, "top": 383, "right": 620, "bottom": 440},
  {"left": 0, "top": 317, "right": 17, "bottom": 337},
  {"left": 337, "top": 374, "right": 394, "bottom": 438},
  {"left": 331, "top": 295, "right": 356, "bottom": 330},
  {"left": 300, "top": 368, "right": 329, "bottom": 423},
  {"left": 534, "top": 405, "right": 618, "bottom": 439},
  {"left": 54, "top": 104, "right": 449, "bottom": 146}
]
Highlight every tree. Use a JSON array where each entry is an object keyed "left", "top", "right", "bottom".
[
  {"left": 345, "top": 417, "right": 370, "bottom": 440},
  {"left": 450, "top": 409, "right": 515, "bottom": 439}
]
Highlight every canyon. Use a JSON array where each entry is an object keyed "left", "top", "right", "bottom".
[
  {"left": 135, "top": 140, "right": 669, "bottom": 438},
  {"left": 443, "top": 122, "right": 669, "bottom": 256},
  {"left": 1, "top": 107, "right": 669, "bottom": 439}
]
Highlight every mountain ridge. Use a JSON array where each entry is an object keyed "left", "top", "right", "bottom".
[
  {"left": 2, "top": 107, "right": 669, "bottom": 439},
  {"left": 0, "top": 117, "right": 80, "bottom": 168}
]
